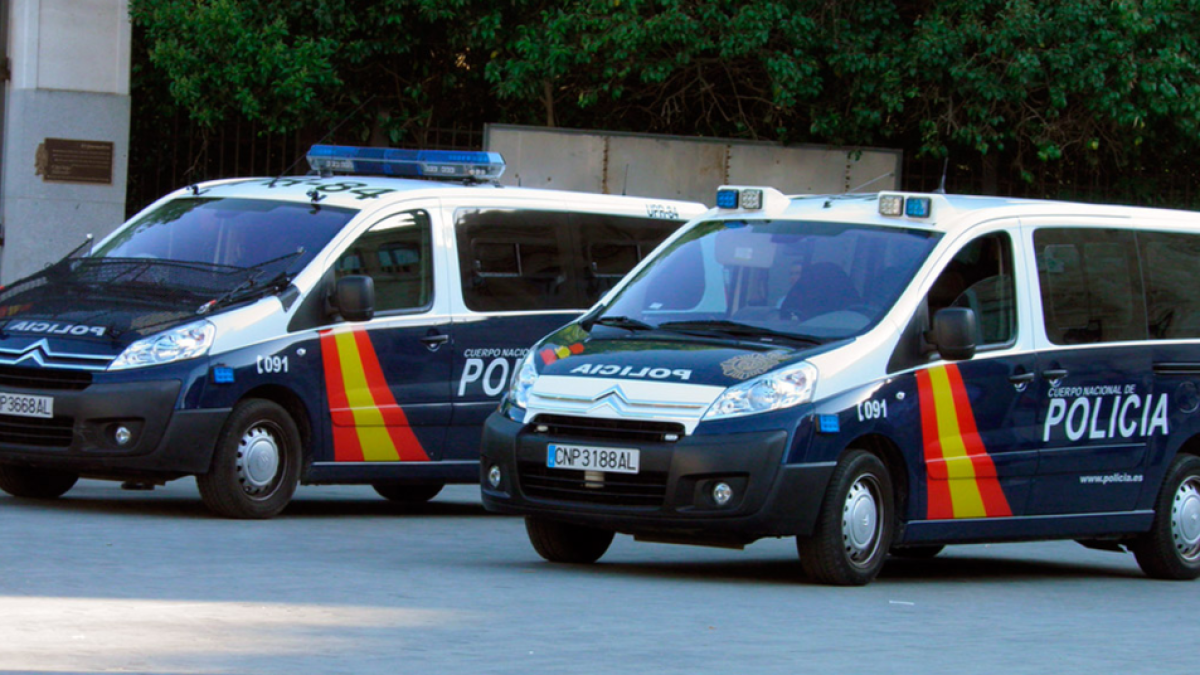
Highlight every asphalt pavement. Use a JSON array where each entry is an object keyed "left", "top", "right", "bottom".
[{"left": 1, "top": 479, "right": 1197, "bottom": 674}]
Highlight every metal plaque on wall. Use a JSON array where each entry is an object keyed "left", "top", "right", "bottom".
[{"left": 35, "top": 138, "right": 114, "bottom": 185}]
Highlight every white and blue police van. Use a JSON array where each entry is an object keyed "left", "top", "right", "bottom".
[
  {"left": 480, "top": 186, "right": 1200, "bottom": 585},
  {"left": 0, "top": 145, "right": 705, "bottom": 518}
]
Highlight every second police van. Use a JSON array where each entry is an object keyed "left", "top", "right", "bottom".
[
  {"left": 0, "top": 146, "right": 705, "bottom": 518},
  {"left": 480, "top": 187, "right": 1200, "bottom": 585}
]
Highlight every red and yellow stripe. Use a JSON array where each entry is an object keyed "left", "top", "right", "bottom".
[
  {"left": 319, "top": 327, "right": 429, "bottom": 462},
  {"left": 916, "top": 364, "right": 1010, "bottom": 519}
]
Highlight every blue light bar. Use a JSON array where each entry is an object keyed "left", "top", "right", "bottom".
[
  {"left": 716, "top": 189, "right": 739, "bottom": 209},
  {"left": 306, "top": 145, "right": 505, "bottom": 180},
  {"left": 905, "top": 197, "right": 932, "bottom": 218}
]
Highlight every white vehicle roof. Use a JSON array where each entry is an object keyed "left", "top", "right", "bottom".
[
  {"left": 169, "top": 174, "right": 707, "bottom": 218},
  {"left": 708, "top": 186, "right": 1200, "bottom": 234}
]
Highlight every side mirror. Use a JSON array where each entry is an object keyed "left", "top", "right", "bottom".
[
  {"left": 334, "top": 275, "right": 375, "bottom": 322},
  {"left": 931, "top": 307, "right": 978, "bottom": 361}
]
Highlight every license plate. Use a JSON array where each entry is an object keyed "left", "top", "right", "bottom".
[
  {"left": 547, "top": 443, "right": 640, "bottom": 474},
  {"left": 0, "top": 392, "right": 54, "bottom": 419}
]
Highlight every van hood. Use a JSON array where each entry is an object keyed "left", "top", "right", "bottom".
[{"left": 533, "top": 323, "right": 841, "bottom": 389}]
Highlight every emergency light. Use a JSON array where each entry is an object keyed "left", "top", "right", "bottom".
[
  {"left": 716, "top": 188, "right": 764, "bottom": 210},
  {"left": 878, "top": 193, "right": 932, "bottom": 219},
  {"left": 306, "top": 145, "right": 506, "bottom": 180}
]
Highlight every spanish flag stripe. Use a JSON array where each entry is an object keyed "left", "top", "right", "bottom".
[
  {"left": 350, "top": 329, "right": 430, "bottom": 461},
  {"left": 945, "top": 365, "right": 1011, "bottom": 516},
  {"left": 927, "top": 366, "right": 989, "bottom": 518},
  {"left": 334, "top": 331, "right": 400, "bottom": 461},
  {"left": 319, "top": 330, "right": 365, "bottom": 462},
  {"left": 916, "top": 369, "right": 955, "bottom": 519}
]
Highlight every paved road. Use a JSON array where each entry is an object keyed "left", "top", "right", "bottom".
[{"left": 1, "top": 479, "right": 1197, "bottom": 675}]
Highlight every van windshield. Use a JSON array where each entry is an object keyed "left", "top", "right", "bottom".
[
  {"left": 599, "top": 219, "right": 941, "bottom": 341},
  {"left": 94, "top": 197, "right": 356, "bottom": 270}
]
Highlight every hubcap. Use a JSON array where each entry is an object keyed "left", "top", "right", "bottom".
[
  {"left": 1172, "top": 476, "right": 1200, "bottom": 562},
  {"left": 237, "top": 426, "right": 280, "bottom": 495},
  {"left": 842, "top": 476, "right": 881, "bottom": 565}
]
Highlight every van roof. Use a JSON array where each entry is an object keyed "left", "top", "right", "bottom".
[
  {"left": 711, "top": 187, "right": 1200, "bottom": 234},
  {"left": 176, "top": 174, "right": 708, "bottom": 216}
]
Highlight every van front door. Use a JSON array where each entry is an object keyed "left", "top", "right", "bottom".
[
  {"left": 318, "top": 206, "right": 452, "bottom": 463},
  {"left": 906, "top": 229, "right": 1040, "bottom": 520}
]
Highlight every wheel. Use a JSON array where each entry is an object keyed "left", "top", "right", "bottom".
[
  {"left": 1133, "top": 454, "right": 1200, "bottom": 580},
  {"left": 797, "top": 450, "right": 894, "bottom": 586},
  {"left": 525, "top": 516, "right": 614, "bottom": 564},
  {"left": 890, "top": 545, "right": 945, "bottom": 559},
  {"left": 196, "top": 399, "right": 301, "bottom": 519},
  {"left": 0, "top": 464, "right": 78, "bottom": 499},
  {"left": 372, "top": 483, "right": 444, "bottom": 504}
]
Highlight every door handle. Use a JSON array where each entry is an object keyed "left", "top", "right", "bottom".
[
  {"left": 1008, "top": 371, "right": 1034, "bottom": 392},
  {"left": 420, "top": 334, "right": 450, "bottom": 351},
  {"left": 1043, "top": 369, "right": 1069, "bottom": 384}
]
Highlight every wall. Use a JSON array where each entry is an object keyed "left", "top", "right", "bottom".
[
  {"left": 484, "top": 125, "right": 902, "bottom": 206},
  {"left": 0, "top": 0, "right": 130, "bottom": 284}
]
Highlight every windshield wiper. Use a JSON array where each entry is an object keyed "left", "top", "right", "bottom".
[
  {"left": 593, "top": 315, "right": 656, "bottom": 332},
  {"left": 657, "top": 320, "right": 825, "bottom": 345}
]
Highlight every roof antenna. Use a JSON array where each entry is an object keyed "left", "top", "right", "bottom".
[
  {"left": 269, "top": 94, "right": 377, "bottom": 187},
  {"left": 845, "top": 171, "right": 895, "bottom": 194},
  {"left": 933, "top": 157, "right": 949, "bottom": 194}
]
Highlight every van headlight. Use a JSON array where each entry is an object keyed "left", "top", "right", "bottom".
[
  {"left": 109, "top": 320, "right": 216, "bottom": 370},
  {"left": 507, "top": 350, "right": 540, "bottom": 411},
  {"left": 703, "top": 362, "right": 818, "bottom": 420}
]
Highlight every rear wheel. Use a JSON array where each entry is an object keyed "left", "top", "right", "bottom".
[
  {"left": 1133, "top": 454, "right": 1200, "bottom": 580},
  {"left": 197, "top": 399, "right": 301, "bottom": 519},
  {"left": 0, "top": 464, "right": 78, "bottom": 499},
  {"left": 372, "top": 483, "right": 444, "bottom": 504},
  {"left": 525, "top": 516, "right": 614, "bottom": 564},
  {"left": 797, "top": 450, "right": 894, "bottom": 586}
]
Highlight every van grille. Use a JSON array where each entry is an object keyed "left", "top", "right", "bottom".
[
  {"left": 532, "top": 414, "right": 685, "bottom": 444},
  {"left": 518, "top": 461, "right": 668, "bottom": 508},
  {"left": 0, "top": 416, "right": 75, "bottom": 448},
  {"left": 0, "top": 365, "right": 92, "bottom": 391}
]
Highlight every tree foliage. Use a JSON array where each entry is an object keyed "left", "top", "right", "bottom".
[{"left": 130, "top": 0, "right": 1200, "bottom": 198}]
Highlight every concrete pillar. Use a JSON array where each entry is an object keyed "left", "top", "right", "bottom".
[{"left": 0, "top": 0, "right": 130, "bottom": 284}]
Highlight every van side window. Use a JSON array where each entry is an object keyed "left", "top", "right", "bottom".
[
  {"left": 1141, "top": 232, "right": 1200, "bottom": 339},
  {"left": 455, "top": 209, "right": 679, "bottom": 312},
  {"left": 927, "top": 232, "right": 1016, "bottom": 346},
  {"left": 334, "top": 210, "right": 433, "bottom": 313},
  {"left": 456, "top": 209, "right": 573, "bottom": 312},
  {"left": 1034, "top": 228, "right": 1146, "bottom": 344}
]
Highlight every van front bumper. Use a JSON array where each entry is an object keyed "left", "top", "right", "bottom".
[
  {"left": 479, "top": 412, "right": 835, "bottom": 545},
  {"left": 0, "top": 379, "right": 228, "bottom": 479}
]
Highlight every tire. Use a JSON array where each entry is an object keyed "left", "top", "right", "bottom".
[
  {"left": 525, "top": 516, "right": 615, "bottom": 564},
  {"left": 890, "top": 545, "right": 945, "bottom": 560},
  {"left": 196, "top": 399, "right": 301, "bottom": 519},
  {"left": 1132, "top": 454, "right": 1200, "bottom": 580},
  {"left": 372, "top": 483, "right": 444, "bottom": 504},
  {"left": 797, "top": 450, "right": 894, "bottom": 586},
  {"left": 0, "top": 464, "right": 78, "bottom": 499}
]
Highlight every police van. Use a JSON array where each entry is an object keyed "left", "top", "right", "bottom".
[
  {"left": 0, "top": 145, "right": 705, "bottom": 518},
  {"left": 480, "top": 187, "right": 1200, "bottom": 585}
]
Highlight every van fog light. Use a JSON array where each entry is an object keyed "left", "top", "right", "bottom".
[
  {"left": 114, "top": 426, "right": 133, "bottom": 446},
  {"left": 713, "top": 482, "right": 734, "bottom": 507},
  {"left": 487, "top": 465, "right": 502, "bottom": 488}
]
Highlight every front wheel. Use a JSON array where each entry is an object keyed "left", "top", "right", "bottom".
[
  {"left": 797, "top": 450, "right": 894, "bottom": 586},
  {"left": 0, "top": 464, "right": 78, "bottom": 499},
  {"left": 197, "top": 399, "right": 301, "bottom": 519},
  {"left": 525, "top": 516, "right": 614, "bottom": 564},
  {"left": 372, "top": 483, "right": 444, "bottom": 504},
  {"left": 1133, "top": 454, "right": 1200, "bottom": 580}
]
